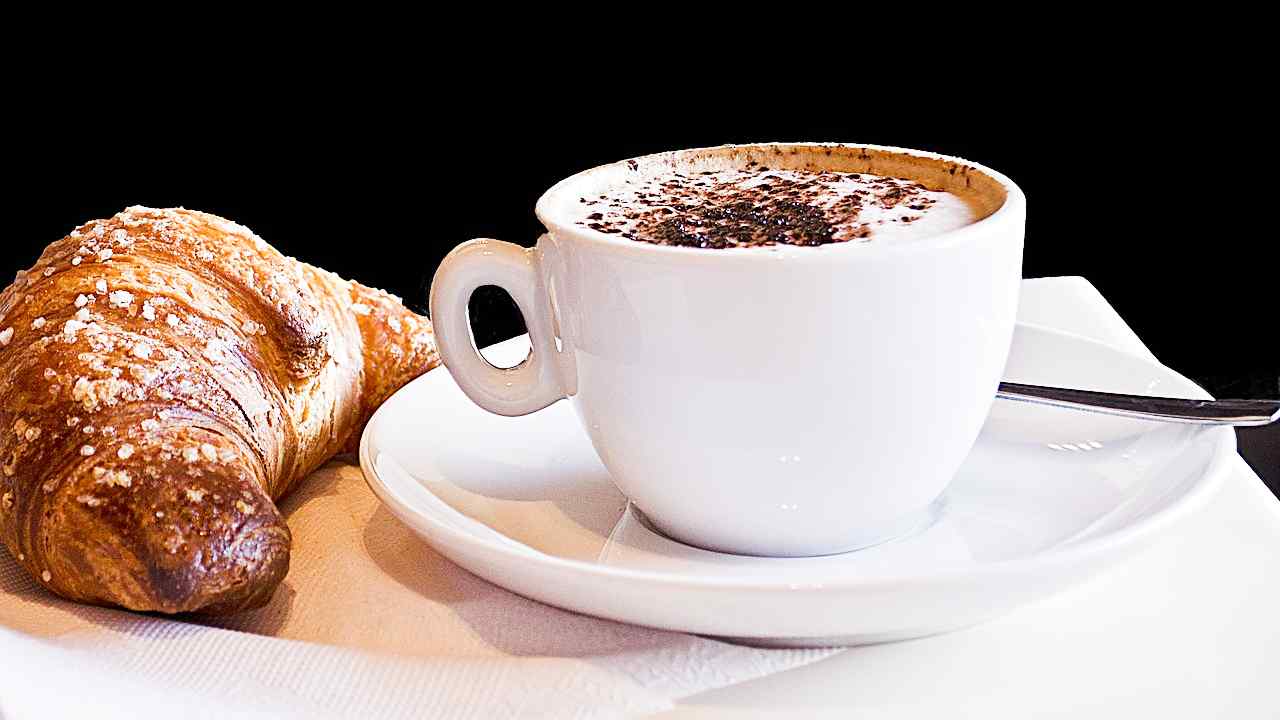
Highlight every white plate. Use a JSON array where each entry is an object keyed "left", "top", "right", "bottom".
[{"left": 359, "top": 325, "right": 1234, "bottom": 646}]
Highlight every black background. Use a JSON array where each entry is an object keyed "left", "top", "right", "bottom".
[{"left": 7, "top": 67, "right": 1277, "bottom": 492}]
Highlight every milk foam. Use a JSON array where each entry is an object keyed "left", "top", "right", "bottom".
[{"left": 574, "top": 168, "right": 977, "bottom": 248}]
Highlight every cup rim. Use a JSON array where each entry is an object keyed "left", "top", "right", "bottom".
[{"left": 534, "top": 142, "right": 1025, "bottom": 259}]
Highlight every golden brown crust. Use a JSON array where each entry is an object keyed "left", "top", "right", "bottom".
[{"left": 0, "top": 207, "right": 437, "bottom": 614}]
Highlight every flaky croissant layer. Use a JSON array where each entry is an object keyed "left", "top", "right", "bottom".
[{"left": 0, "top": 207, "right": 437, "bottom": 613}]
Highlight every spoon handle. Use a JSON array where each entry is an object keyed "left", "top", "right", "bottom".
[{"left": 996, "top": 382, "right": 1280, "bottom": 427}]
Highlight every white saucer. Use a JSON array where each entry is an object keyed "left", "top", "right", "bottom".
[{"left": 359, "top": 324, "right": 1234, "bottom": 646}]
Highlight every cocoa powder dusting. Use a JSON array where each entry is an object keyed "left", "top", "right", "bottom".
[{"left": 574, "top": 167, "right": 953, "bottom": 249}]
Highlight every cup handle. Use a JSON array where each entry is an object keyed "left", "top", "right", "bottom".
[{"left": 429, "top": 238, "right": 565, "bottom": 416}]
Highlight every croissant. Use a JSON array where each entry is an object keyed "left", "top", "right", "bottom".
[{"left": 0, "top": 207, "right": 437, "bottom": 614}]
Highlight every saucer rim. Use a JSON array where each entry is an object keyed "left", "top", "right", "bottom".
[{"left": 359, "top": 324, "right": 1235, "bottom": 594}]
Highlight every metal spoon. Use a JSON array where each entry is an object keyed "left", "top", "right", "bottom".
[{"left": 996, "top": 382, "right": 1280, "bottom": 426}]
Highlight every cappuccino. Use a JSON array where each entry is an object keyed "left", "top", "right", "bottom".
[
  {"left": 574, "top": 166, "right": 980, "bottom": 248},
  {"left": 433, "top": 143, "right": 1023, "bottom": 556}
]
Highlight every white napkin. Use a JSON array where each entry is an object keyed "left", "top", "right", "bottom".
[
  {"left": 0, "top": 276, "right": 1175, "bottom": 719},
  {"left": 0, "top": 458, "right": 839, "bottom": 720}
]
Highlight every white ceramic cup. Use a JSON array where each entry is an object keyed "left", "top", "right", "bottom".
[{"left": 430, "top": 143, "right": 1025, "bottom": 557}]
